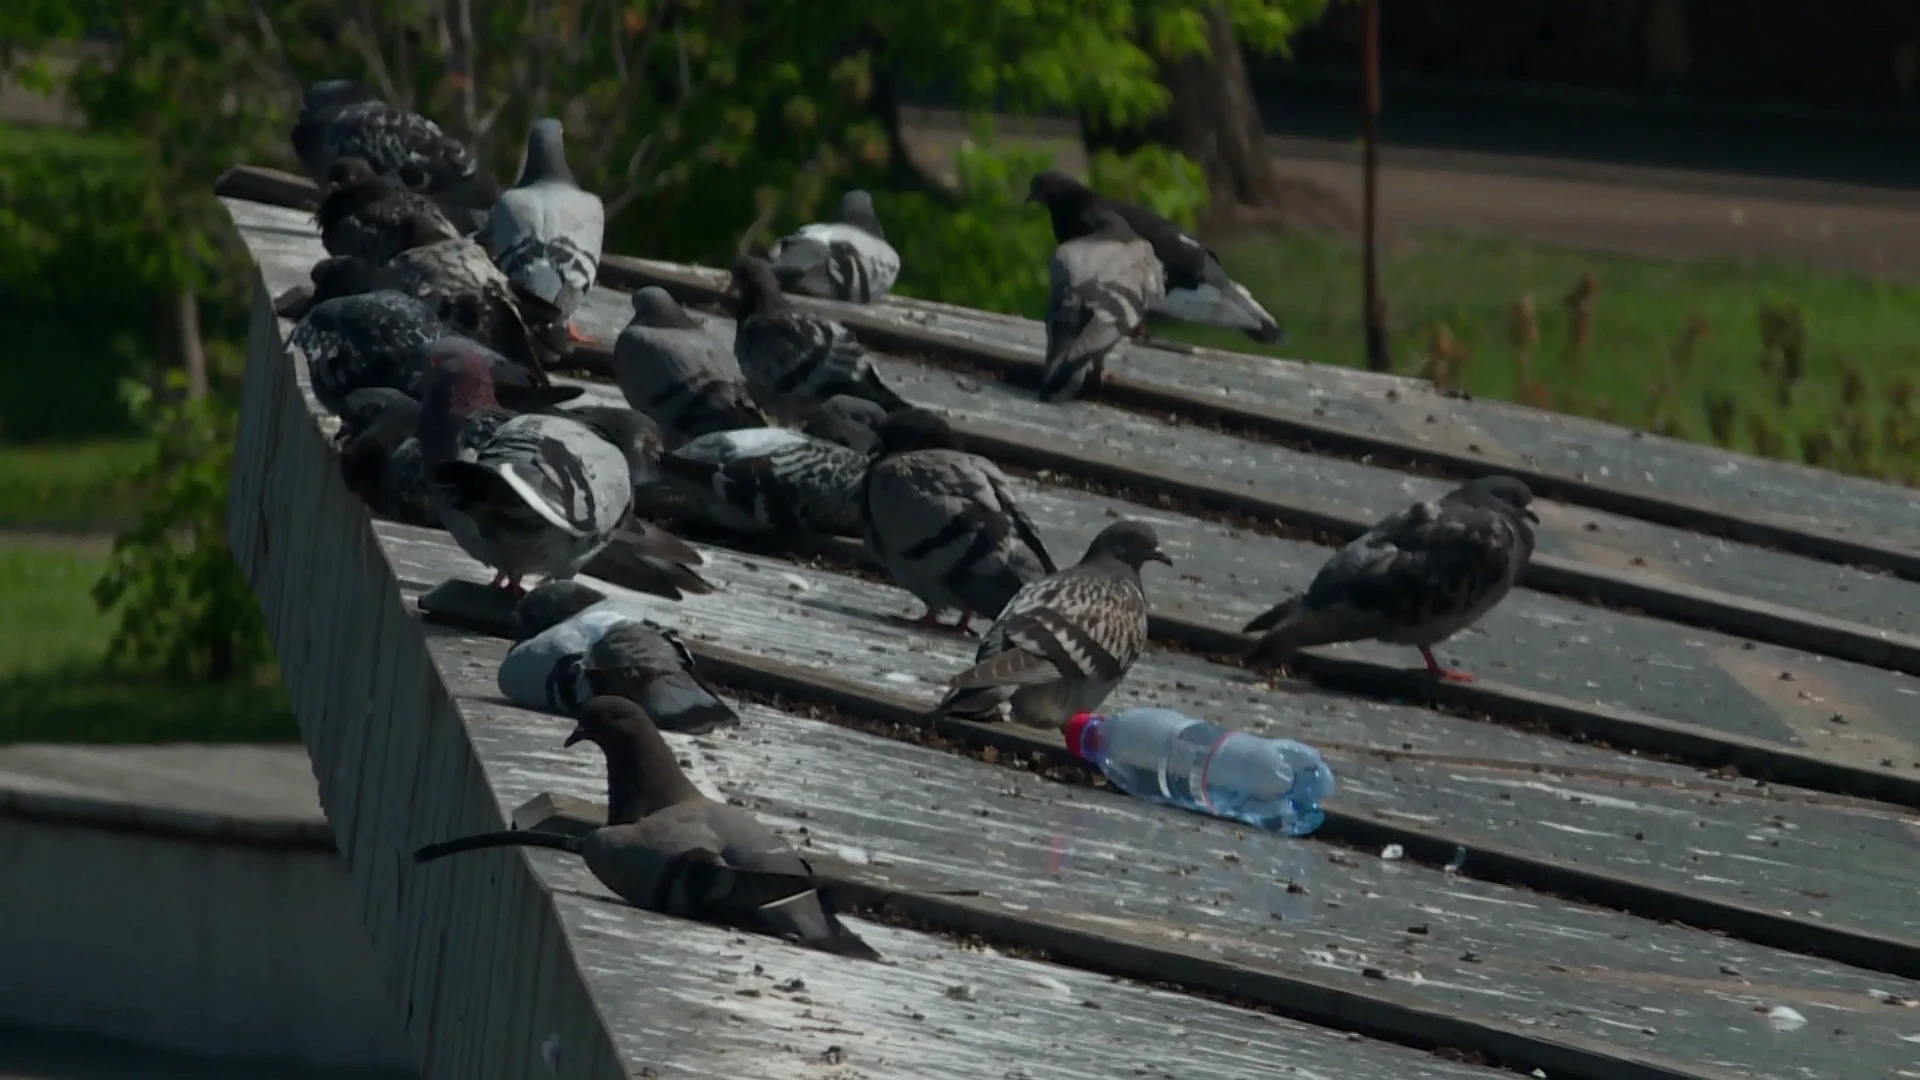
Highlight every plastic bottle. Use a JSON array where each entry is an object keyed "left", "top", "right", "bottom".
[{"left": 1062, "top": 707, "right": 1335, "bottom": 837}]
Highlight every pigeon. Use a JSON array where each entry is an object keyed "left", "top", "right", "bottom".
[
  {"left": 292, "top": 292, "right": 579, "bottom": 417},
  {"left": 414, "top": 695, "right": 880, "bottom": 960},
  {"left": 769, "top": 190, "right": 902, "bottom": 303},
  {"left": 802, "top": 395, "right": 889, "bottom": 456},
  {"left": 939, "top": 521, "right": 1169, "bottom": 728},
  {"left": 316, "top": 156, "right": 461, "bottom": 264},
  {"left": 335, "top": 389, "right": 439, "bottom": 528},
  {"left": 860, "top": 408, "right": 1057, "bottom": 632},
  {"left": 496, "top": 583, "right": 737, "bottom": 734},
  {"left": 613, "top": 287, "right": 765, "bottom": 445},
  {"left": 374, "top": 236, "right": 562, "bottom": 375},
  {"left": 418, "top": 343, "right": 633, "bottom": 596},
  {"left": 1041, "top": 210, "right": 1167, "bottom": 402},
  {"left": 290, "top": 290, "right": 446, "bottom": 416},
  {"left": 483, "top": 118, "right": 604, "bottom": 345},
  {"left": 655, "top": 426, "right": 871, "bottom": 539},
  {"left": 1028, "top": 170, "right": 1284, "bottom": 345},
  {"left": 545, "top": 404, "right": 718, "bottom": 599},
  {"left": 290, "top": 79, "right": 497, "bottom": 233},
  {"left": 730, "top": 256, "right": 910, "bottom": 425},
  {"left": 1242, "top": 476, "right": 1539, "bottom": 682},
  {"left": 556, "top": 405, "right": 667, "bottom": 490}
]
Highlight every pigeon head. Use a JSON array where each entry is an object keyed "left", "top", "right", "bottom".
[
  {"left": 1084, "top": 520, "right": 1172, "bottom": 570},
  {"left": 302, "top": 79, "right": 370, "bottom": 119},
  {"left": 729, "top": 256, "right": 788, "bottom": 318},
  {"left": 325, "top": 156, "right": 382, "bottom": 192},
  {"left": 1026, "top": 170, "right": 1094, "bottom": 209},
  {"left": 836, "top": 189, "right": 885, "bottom": 240},
  {"left": 564, "top": 693, "right": 702, "bottom": 820},
  {"left": 629, "top": 286, "right": 701, "bottom": 330},
  {"left": 306, "top": 258, "right": 382, "bottom": 305},
  {"left": 416, "top": 337, "right": 501, "bottom": 459},
  {"left": 804, "top": 395, "right": 889, "bottom": 455},
  {"left": 874, "top": 408, "right": 956, "bottom": 455},
  {"left": 1448, "top": 475, "right": 1539, "bottom": 523},
  {"left": 517, "top": 117, "right": 575, "bottom": 186},
  {"left": 512, "top": 580, "right": 611, "bottom": 639}
]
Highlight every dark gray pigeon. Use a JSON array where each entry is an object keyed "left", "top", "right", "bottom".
[
  {"left": 613, "top": 287, "right": 765, "bottom": 444},
  {"left": 730, "top": 256, "right": 910, "bottom": 424},
  {"left": 548, "top": 404, "right": 718, "bottom": 599},
  {"left": 1243, "top": 476, "right": 1539, "bottom": 682},
  {"left": 290, "top": 79, "right": 497, "bottom": 233},
  {"left": 374, "top": 235, "right": 560, "bottom": 375},
  {"left": 769, "top": 190, "right": 902, "bottom": 303},
  {"left": 555, "top": 404, "right": 667, "bottom": 490},
  {"left": 860, "top": 408, "right": 1057, "bottom": 633},
  {"left": 336, "top": 389, "right": 439, "bottom": 528},
  {"left": 414, "top": 695, "right": 879, "bottom": 960},
  {"left": 419, "top": 345, "right": 633, "bottom": 595},
  {"left": 1040, "top": 210, "right": 1166, "bottom": 402},
  {"left": 1029, "top": 170, "right": 1283, "bottom": 345},
  {"left": 802, "top": 395, "right": 888, "bottom": 456},
  {"left": 483, "top": 118, "right": 604, "bottom": 345},
  {"left": 655, "top": 426, "right": 870, "bottom": 540},
  {"left": 317, "top": 156, "right": 461, "bottom": 263},
  {"left": 940, "top": 520, "right": 1168, "bottom": 727},
  {"left": 496, "top": 584, "right": 735, "bottom": 733}
]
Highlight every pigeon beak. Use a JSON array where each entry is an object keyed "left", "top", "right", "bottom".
[
  {"left": 563, "top": 723, "right": 588, "bottom": 748},
  {"left": 1149, "top": 548, "right": 1172, "bottom": 565},
  {"left": 1523, "top": 508, "right": 1541, "bottom": 524},
  {"left": 1024, "top": 191, "right": 1039, "bottom": 205}
]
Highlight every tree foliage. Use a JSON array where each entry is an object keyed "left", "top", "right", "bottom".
[{"left": 1, "top": 0, "right": 1326, "bottom": 682}]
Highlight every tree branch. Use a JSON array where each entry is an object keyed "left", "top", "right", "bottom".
[
  {"left": 600, "top": 28, "right": 702, "bottom": 218},
  {"left": 455, "top": 0, "right": 480, "bottom": 144},
  {"left": 244, "top": 1, "right": 307, "bottom": 105},
  {"left": 586, "top": 3, "right": 668, "bottom": 174},
  {"left": 346, "top": 0, "right": 403, "bottom": 104}
]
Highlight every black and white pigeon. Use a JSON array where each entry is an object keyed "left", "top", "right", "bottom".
[
  {"left": 940, "top": 520, "right": 1169, "bottom": 728},
  {"left": 768, "top": 190, "right": 902, "bottom": 303},
  {"left": 613, "top": 287, "right": 765, "bottom": 445},
  {"left": 1243, "top": 476, "right": 1539, "bottom": 682},
  {"left": 730, "top": 256, "right": 910, "bottom": 425},
  {"left": 1028, "top": 169, "right": 1284, "bottom": 345},
  {"left": 1040, "top": 210, "right": 1167, "bottom": 402},
  {"left": 290, "top": 79, "right": 498, "bottom": 233},
  {"left": 317, "top": 156, "right": 461, "bottom": 264},
  {"left": 496, "top": 582, "right": 736, "bottom": 733},
  {"left": 803, "top": 395, "right": 889, "bottom": 456},
  {"left": 654, "top": 425, "right": 872, "bottom": 540},
  {"left": 860, "top": 408, "right": 1057, "bottom": 633},
  {"left": 483, "top": 118, "right": 604, "bottom": 346},
  {"left": 414, "top": 695, "right": 880, "bottom": 960},
  {"left": 370, "top": 234, "right": 561, "bottom": 375},
  {"left": 547, "top": 404, "right": 717, "bottom": 599},
  {"left": 290, "top": 290, "right": 446, "bottom": 416},
  {"left": 291, "top": 290, "right": 578, "bottom": 417},
  {"left": 418, "top": 344, "right": 633, "bottom": 596}
]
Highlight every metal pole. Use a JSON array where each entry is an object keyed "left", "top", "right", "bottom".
[{"left": 1360, "top": 0, "right": 1390, "bottom": 372}]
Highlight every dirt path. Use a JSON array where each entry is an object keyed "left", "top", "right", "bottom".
[{"left": 899, "top": 108, "right": 1920, "bottom": 281}]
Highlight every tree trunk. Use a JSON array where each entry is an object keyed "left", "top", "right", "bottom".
[
  {"left": 1359, "top": 0, "right": 1391, "bottom": 372},
  {"left": 178, "top": 287, "right": 209, "bottom": 399},
  {"left": 1081, "top": 4, "right": 1283, "bottom": 212}
]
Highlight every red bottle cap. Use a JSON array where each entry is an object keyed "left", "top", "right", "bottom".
[{"left": 1062, "top": 712, "right": 1097, "bottom": 758}]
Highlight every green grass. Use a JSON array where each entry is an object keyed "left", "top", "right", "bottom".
[
  {"left": 0, "top": 541, "right": 297, "bottom": 744},
  {"left": 1161, "top": 232, "right": 1920, "bottom": 483},
  {"left": 0, "top": 438, "right": 150, "bottom": 532}
]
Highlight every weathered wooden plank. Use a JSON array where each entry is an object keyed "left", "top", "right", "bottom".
[
  {"left": 422, "top": 626, "right": 1920, "bottom": 1080},
  {"left": 427, "top": 354, "right": 1920, "bottom": 791},
  {"left": 223, "top": 213, "right": 632, "bottom": 1078},
  {"left": 222, "top": 195, "right": 1920, "bottom": 674},
  {"left": 380, "top": 522, "right": 1920, "bottom": 968}
]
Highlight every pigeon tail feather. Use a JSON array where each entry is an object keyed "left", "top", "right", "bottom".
[{"left": 1244, "top": 602, "right": 1393, "bottom": 665}]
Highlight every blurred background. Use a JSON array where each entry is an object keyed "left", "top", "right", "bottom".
[{"left": 2, "top": 3, "right": 1920, "bottom": 1067}]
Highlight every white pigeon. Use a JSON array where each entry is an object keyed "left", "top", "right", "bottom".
[{"left": 769, "top": 190, "right": 902, "bottom": 303}]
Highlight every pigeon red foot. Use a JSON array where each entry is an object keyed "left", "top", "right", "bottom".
[
  {"left": 1418, "top": 646, "right": 1474, "bottom": 683},
  {"left": 565, "top": 322, "right": 593, "bottom": 345}
]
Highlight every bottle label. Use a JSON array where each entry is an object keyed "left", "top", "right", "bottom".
[{"left": 1161, "top": 724, "right": 1234, "bottom": 810}]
